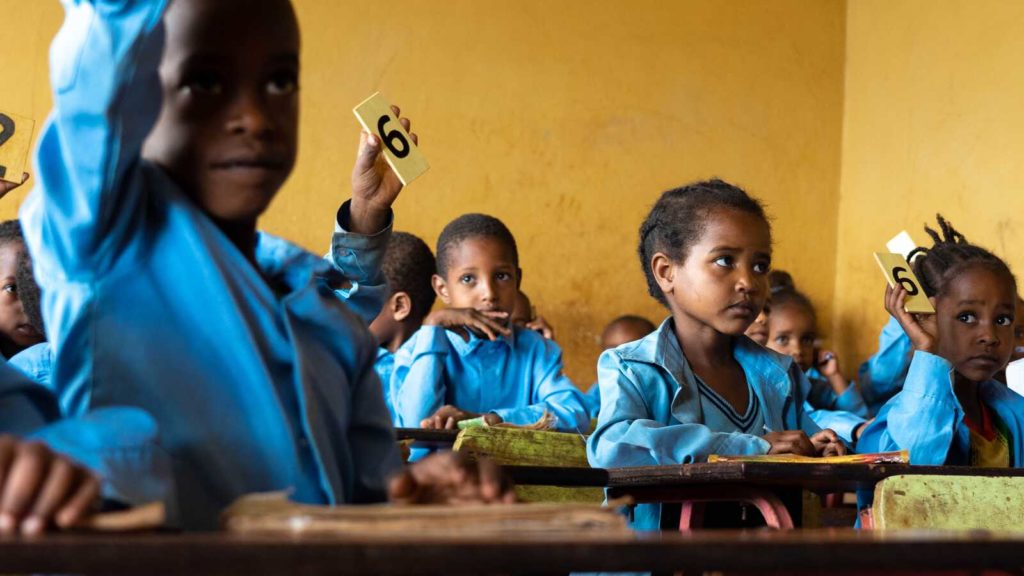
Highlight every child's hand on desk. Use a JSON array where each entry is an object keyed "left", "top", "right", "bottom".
[
  {"left": 762, "top": 430, "right": 816, "bottom": 456},
  {"left": 0, "top": 173, "right": 29, "bottom": 199},
  {"left": 885, "top": 284, "right": 938, "bottom": 353},
  {"left": 388, "top": 452, "right": 516, "bottom": 505},
  {"left": 349, "top": 105, "right": 418, "bottom": 234},
  {"left": 424, "top": 308, "right": 511, "bottom": 342},
  {"left": 421, "top": 405, "right": 502, "bottom": 429},
  {"left": 809, "top": 429, "right": 848, "bottom": 457},
  {"left": 0, "top": 435, "right": 100, "bottom": 536}
]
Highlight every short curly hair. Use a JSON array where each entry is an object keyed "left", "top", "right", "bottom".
[
  {"left": 382, "top": 231, "right": 436, "bottom": 322},
  {"left": 435, "top": 213, "right": 519, "bottom": 278},
  {"left": 908, "top": 214, "right": 1016, "bottom": 299}
]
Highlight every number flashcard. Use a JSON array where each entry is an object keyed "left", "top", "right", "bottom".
[
  {"left": 886, "top": 231, "right": 918, "bottom": 260},
  {"left": 0, "top": 110, "right": 34, "bottom": 184},
  {"left": 352, "top": 92, "right": 429, "bottom": 186},
  {"left": 874, "top": 252, "right": 935, "bottom": 314}
]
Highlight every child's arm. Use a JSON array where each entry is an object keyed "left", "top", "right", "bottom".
[
  {"left": 20, "top": 0, "right": 169, "bottom": 280},
  {"left": 388, "top": 452, "right": 515, "bottom": 505},
  {"left": 587, "top": 351, "right": 774, "bottom": 467},
  {"left": 326, "top": 116, "right": 418, "bottom": 322},
  {"left": 490, "top": 338, "right": 589, "bottom": 433},
  {"left": 857, "top": 315, "right": 914, "bottom": 413}
]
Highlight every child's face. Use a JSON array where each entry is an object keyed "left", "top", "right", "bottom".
[
  {"left": 934, "top": 266, "right": 1016, "bottom": 383},
  {"left": 0, "top": 243, "right": 44, "bottom": 352},
  {"left": 656, "top": 208, "right": 771, "bottom": 337},
  {"left": 601, "top": 322, "right": 651, "bottom": 350},
  {"left": 1013, "top": 296, "right": 1024, "bottom": 362},
  {"left": 744, "top": 304, "right": 770, "bottom": 346},
  {"left": 435, "top": 237, "right": 519, "bottom": 322},
  {"left": 142, "top": 0, "right": 300, "bottom": 225},
  {"left": 766, "top": 303, "right": 816, "bottom": 371}
]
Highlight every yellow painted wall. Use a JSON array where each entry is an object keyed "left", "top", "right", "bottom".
[
  {"left": 834, "top": 0, "right": 1024, "bottom": 368},
  {"left": 0, "top": 0, "right": 846, "bottom": 385}
]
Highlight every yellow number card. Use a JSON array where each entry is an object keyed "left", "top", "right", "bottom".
[
  {"left": 352, "top": 93, "right": 429, "bottom": 186},
  {"left": 0, "top": 111, "right": 34, "bottom": 184},
  {"left": 874, "top": 252, "right": 935, "bottom": 314}
]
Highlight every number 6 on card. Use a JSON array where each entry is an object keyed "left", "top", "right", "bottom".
[
  {"left": 352, "top": 92, "right": 429, "bottom": 186},
  {"left": 874, "top": 252, "right": 935, "bottom": 314},
  {"left": 0, "top": 110, "right": 34, "bottom": 184}
]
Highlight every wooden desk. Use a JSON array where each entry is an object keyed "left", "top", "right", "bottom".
[
  {"left": 393, "top": 428, "right": 459, "bottom": 448},
  {"left": 2, "top": 529, "right": 1023, "bottom": 574}
]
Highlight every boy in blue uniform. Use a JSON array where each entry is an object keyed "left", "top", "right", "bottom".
[
  {"left": 369, "top": 231, "right": 436, "bottom": 421},
  {"left": 24, "top": 0, "right": 510, "bottom": 529},
  {"left": 392, "top": 214, "right": 589, "bottom": 432}
]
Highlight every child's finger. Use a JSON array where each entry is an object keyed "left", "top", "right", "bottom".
[
  {"left": 54, "top": 475, "right": 99, "bottom": 529},
  {"left": 409, "top": 132, "right": 419, "bottom": 146},
  {"left": 0, "top": 443, "right": 50, "bottom": 532},
  {"left": 353, "top": 131, "right": 382, "bottom": 174},
  {"left": 390, "top": 105, "right": 401, "bottom": 117},
  {"left": 444, "top": 416, "right": 457, "bottom": 430},
  {"left": 22, "top": 458, "right": 78, "bottom": 535},
  {"left": 399, "top": 117, "right": 411, "bottom": 132}
]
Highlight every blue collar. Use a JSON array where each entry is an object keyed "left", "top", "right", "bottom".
[{"left": 447, "top": 323, "right": 517, "bottom": 356}]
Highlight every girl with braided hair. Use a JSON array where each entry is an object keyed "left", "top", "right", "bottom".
[{"left": 859, "top": 215, "right": 1024, "bottom": 467}]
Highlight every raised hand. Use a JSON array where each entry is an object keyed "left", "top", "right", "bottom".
[
  {"left": 884, "top": 284, "right": 937, "bottom": 353},
  {"left": 424, "top": 308, "right": 511, "bottom": 341},
  {"left": 349, "top": 105, "right": 418, "bottom": 234}
]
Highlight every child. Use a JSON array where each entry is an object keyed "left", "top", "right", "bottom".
[
  {"left": 10, "top": 247, "right": 53, "bottom": 392},
  {"left": 369, "top": 231, "right": 436, "bottom": 421},
  {"left": 859, "top": 216, "right": 1024, "bottom": 467},
  {"left": 0, "top": 221, "right": 44, "bottom": 359},
  {"left": 391, "top": 214, "right": 589, "bottom": 432},
  {"left": 744, "top": 304, "right": 770, "bottom": 346},
  {"left": 765, "top": 276, "right": 870, "bottom": 443},
  {"left": 24, "top": 0, "right": 510, "bottom": 529},
  {"left": 586, "top": 179, "right": 844, "bottom": 530},
  {"left": 510, "top": 290, "right": 555, "bottom": 340},
  {"left": 583, "top": 315, "right": 656, "bottom": 418}
]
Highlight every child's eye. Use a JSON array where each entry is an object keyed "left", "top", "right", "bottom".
[
  {"left": 774, "top": 336, "right": 788, "bottom": 345},
  {"left": 266, "top": 70, "right": 298, "bottom": 96},
  {"left": 459, "top": 274, "right": 475, "bottom": 285},
  {"left": 185, "top": 70, "right": 224, "bottom": 95},
  {"left": 713, "top": 256, "right": 733, "bottom": 268},
  {"left": 753, "top": 261, "right": 770, "bottom": 274},
  {"left": 800, "top": 336, "right": 815, "bottom": 346},
  {"left": 2, "top": 284, "right": 15, "bottom": 294},
  {"left": 495, "top": 272, "right": 512, "bottom": 281},
  {"left": 997, "top": 315, "right": 1014, "bottom": 327},
  {"left": 956, "top": 312, "right": 977, "bottom": 324}
]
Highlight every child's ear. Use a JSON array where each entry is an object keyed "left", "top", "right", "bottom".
[
  {"left": 651, "top": 253, "right": 676, "bottom": 294},
  {"left": 516, "top": 267, "right": 524, "bottom": 289},
  {"left": 393, "top": 292, "right": 413, "bottom": 322},
  {"left": 432, "top": 274, "right": 452, "bottom": 305}
]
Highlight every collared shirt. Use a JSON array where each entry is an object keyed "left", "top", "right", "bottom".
[
  {"left": 587, "top": 317, "right": 822, "bottom": 530},
  {"left": 22, "top": 0, "right": 400, "bottom": 529},
  {"left": 375, "top": 347, "right": 397, "bottom": 422},
  {"left": 391, "top": 325, "right": 589, "bottom": 432},
  {"left": 859, "top": 351, "right": 1024, "bottom": 468},
  {"left": 9, "top": 342, "right": 54, "bottom": 391}
]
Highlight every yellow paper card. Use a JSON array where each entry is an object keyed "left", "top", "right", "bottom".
[
  {"left": 352, "top": 93, "right": 428, "bottom": 186},
  {"left": 0, "top": 111, "right": 34, "bottom": 184},
  {"left": 874, "top": 252, "right": 935, "bottom": 314}
]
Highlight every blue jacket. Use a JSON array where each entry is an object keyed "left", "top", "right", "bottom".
[
  {"left": 587, "top": 318, "right": 822, "bottom": 530},
  {"left": 584, "top": 383, "right": 601, "bottom": 420},
  {"left": 802, "top": 367, "right": 868, "bottom": 444},
  {"left": 21, "top": 0, "right": 400, "bottom": 529},
  {"left": 375, "top": 348, "right": 397, "bottom": 423},
  {"left": 9, "top": 342, "right": 53, "bottom": 391},
  {"left": 859, "top": 351, "right": 1024, "bottom": 466},
  {"left": 392, "top": 325, "right": 590, "bottom": 432},
  {"left": 858, "top": 316, "right": 913, "bottom": 414}
]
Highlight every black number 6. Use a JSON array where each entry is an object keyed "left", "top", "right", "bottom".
[
  {"left": 377, "top": 115, "right": 409, "bottom": 159},
  {"left": 892, "top": 267, "right": 919, "bottom": 296}
]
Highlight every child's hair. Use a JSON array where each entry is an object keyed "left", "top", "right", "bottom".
[
  {"left": 436, "top": 214, "right": 519, "bottom": 277},
  {"left": 909, "top": 215, "right": 1016, "bottom": 298},
  {"left": 606, "top": 314, "right": 656, "bottom": 334},
  {"left": 638, "top": 179, "right": 770, "bottom": 306},
  {"left": 0, "top": 220, "right": 24, "bottom": 248},
  {"left": 15, "top": 251, "right": 43, "bottom": 335},
  {"left": 382, "top": 231, "right": 436, "bottom": 322},
  {"left": 767, "top": 269, "right": 814, "bottom": 319}
]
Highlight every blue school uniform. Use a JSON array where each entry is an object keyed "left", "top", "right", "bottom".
[
  {"left": 10, "top": 342, "right": 53, "bottom": 391},
  {"left": 21, "top": 0, "right": 400, "bottom": 529},
  {"left": 391, "top": 325, "right": 590, "bottom": 432},
  {"left": 858, "top": 351, "right": 1024, "bottom": 466},
  {"left": 584, "top": 383, "right": 601, "bottom": 419},
  {"left": 857, "top": 316, "right": 913, "bottom": 414},
  {"left": 375, "top": 348, "right": 397, "bottom": 422},
  {"left": 587, "top": 318, "right": 823, "bottom": 530},
  {"left": 801, "top": 367, "right": 868, "bottom": 444}
]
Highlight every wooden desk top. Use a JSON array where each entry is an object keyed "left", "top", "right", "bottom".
[
  {"left": 606, "top": 462, "right": 1024, "bottom": 494},
  {"left": 393, "top": 428, "right": 460, "bottom": 446},
  {"left": 2, "top": 529, "right": 1023, "bottom": 574}
]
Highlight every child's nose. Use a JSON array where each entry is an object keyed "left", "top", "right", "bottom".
[{"left": 227, "top": 91, "right": 275, "bottom": 137}]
